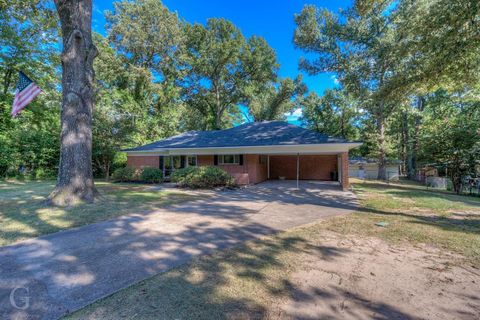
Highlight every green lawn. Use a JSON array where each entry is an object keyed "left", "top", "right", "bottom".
[
  {"left": 322, "top": 179, "right": 480, "bottom": 262},
  {"left": 0, "top": 180, "right": 200, "bottom": 246},
  {"left": 66, "top": 178, "right": 480, "bottom": 319}
]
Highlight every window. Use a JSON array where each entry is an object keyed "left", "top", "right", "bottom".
[
  {"left": 218, "top": 154, "right": 240, "bottom": 165},
  {"left": 187, "top": 155, "right": 197, "bottom": 167}
]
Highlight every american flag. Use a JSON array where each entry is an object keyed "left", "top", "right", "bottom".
[{"left": 11, "top": 71, "right": 42, "bottom": 118}]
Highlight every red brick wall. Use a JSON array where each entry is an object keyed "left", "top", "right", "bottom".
[
  {"left": 127, "top": 156, "right": 159, "bottom": 169},
  {"left": 197, "top": 154, "right": 267, "bottom": 185},
  {"left": 245, "top": 154, "right": 268, "bottom": 184},
  {"left": 340, "top": 152, "right": 349, "bottom": 190},
  {"left": 197, "top": 155, "right": 214, "bottom": 166},
  {"left": 301, "top": 155, "right": 337, "bottom": 180},
  {"left": 269, "top": 155, "right": 296, "bottom": 180},
  {"left": 218, "top": 162, "right": 249, "bottom": 185},
  {"left": 269, "top": 155, "right": 338, "bottom": 180}
]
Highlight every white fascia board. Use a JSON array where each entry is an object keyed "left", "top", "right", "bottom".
[{"left": 125, "top": 142, "right": 362, "bottom": 156}]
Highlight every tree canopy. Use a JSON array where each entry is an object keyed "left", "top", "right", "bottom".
[
  {"left": 294, "top": 0, "right": 480, "bottom": 182},
  {"left": 181, "top": 19, "right": 278, "bottom": 129}
]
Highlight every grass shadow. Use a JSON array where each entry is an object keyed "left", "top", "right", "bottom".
[
  {"left": 0, "top": 181, "right": 201, "bottom": 246},
  {"left": 64, "top": 228, "right": 350, "bottom": 319}
]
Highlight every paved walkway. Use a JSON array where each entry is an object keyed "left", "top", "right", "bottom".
[{"left": 0, "top": 181, "right": 358, "bottom": 320}]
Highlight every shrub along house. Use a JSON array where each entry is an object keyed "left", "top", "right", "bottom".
[{"left": 124, "top": 121, "right": 361, "bottom": 190}]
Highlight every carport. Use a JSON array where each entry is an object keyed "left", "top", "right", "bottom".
[{"left": 267, "top": 153, "right": 346, "bottom": 189}]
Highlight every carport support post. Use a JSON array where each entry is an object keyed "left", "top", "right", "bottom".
[
  {"left": 267, "top": 155, "right": 270, "bottom": 179},
  {"left": 296, "top": 153, "right": 299, "bottom": 189}
]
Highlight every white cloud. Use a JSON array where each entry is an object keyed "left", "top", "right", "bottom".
[
  {"left": 290, "top": 108, "right": 303, "bottom": 117},
  {"left": 285, "top": 108, "right": 303, "bottom": 122},
  {"left": 331, "top": 75, "right": 340, "bottom": 85},
  {"left": 93, "top": 4, "right": 103, "bottom": 15}
]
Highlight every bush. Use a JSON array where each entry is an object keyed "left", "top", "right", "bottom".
[
  {"left": 171, "top": 166, "right": 235, "bottom": 188},
  {"left": 171, "top": 166, "right": 197, "bottom": 182},
  {"left": 15, "top": 172, "right": 26, "bottom": 181},
  {"left": 34, "top": 168, "right": 56, "bottom": 180},
  {"left": 112, "top": 167, "right": 136, "bottom": 182},
  {"left": 140, "top": 167, "right": 163, "bottom": 183}
]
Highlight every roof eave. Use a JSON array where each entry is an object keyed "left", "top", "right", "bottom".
[{"left": 124, "top": 142, "right": 363, "bottom": 155}]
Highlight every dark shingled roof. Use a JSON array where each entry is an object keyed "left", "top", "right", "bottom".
[{"left": 124, "top": 121, "right": 354, "bottom": 152}]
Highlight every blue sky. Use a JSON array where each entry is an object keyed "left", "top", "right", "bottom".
[{"left": 92, "top": 0, "right": 351, "bottom": 123}]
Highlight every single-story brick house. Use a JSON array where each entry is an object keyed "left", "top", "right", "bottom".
[{"left": 124, "top": 121, "right": 362, "bottom": 190}]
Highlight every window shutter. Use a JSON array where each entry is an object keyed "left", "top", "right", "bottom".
[
  {"left": 239, "top": 154, "right": 244, "bottom": 165},
  {"left": 159, "top": 156, "right": 164, "bottom": 170},
  {"left": 214, "top": 155, "right": 218, "bottom": 165}
]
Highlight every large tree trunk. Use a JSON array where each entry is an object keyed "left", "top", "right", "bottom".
[
  {"left": 401, "top": 110, "right": 408, "bottom": 176},
  {"left": 410, "top": 96, "right": 425, "bottom": 179},
  {"left": 215, "top": 110, "right": 222, "bottom": 130},
  {"left": 376, "top": 114, "right": 387, "bottom": 180},
  {"left": 49, "top": 0, "right": 98, "bottom": 206},
  {"left": 105, "top": 160, "right": 110, "bottom": 181},
  {"left": 403, "top": 109, "right": 415, "bottom": 179},
  {"left": 214, "top": 83, "right": 222, "bottom": 130},
  {"left": 448, "top": 157, "right": 462, "bottom": 195},
  {"left": 406, "top": 109, "right": 414, "bottom": 179}
]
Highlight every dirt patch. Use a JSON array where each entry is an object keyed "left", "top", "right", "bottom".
[{"left": 279, "top": 232, "right": 480, "bottom": 320}]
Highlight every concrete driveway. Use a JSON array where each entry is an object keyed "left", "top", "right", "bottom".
[{"left": 0, "top": 180, "right": 357, "bottom": 320}]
